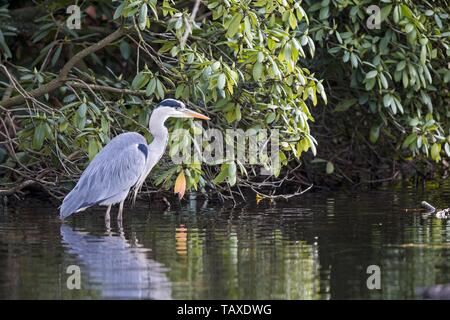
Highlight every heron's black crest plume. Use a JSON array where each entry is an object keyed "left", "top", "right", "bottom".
[{"left": 158, "top": 99, "right": 184, "bottom": 109}]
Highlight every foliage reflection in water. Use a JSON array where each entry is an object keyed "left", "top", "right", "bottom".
[{"left": 1, "top": 181, "right": 450, "bottom": 299}]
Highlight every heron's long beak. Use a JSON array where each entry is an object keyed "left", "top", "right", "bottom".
[{"left": 182, "top": 109, "right": 210, "bottom": 120}]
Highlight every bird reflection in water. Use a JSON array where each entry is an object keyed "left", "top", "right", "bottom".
[{"left": 60, "top": 223, "right": 171, "bottom": 299}]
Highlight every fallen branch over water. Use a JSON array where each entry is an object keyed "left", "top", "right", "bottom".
[
  {"left": 421, "top": 201, "right": 436, "bottom": 213},
  {"left": 421, "top": 201, "right": 450, "bottom": 218}
]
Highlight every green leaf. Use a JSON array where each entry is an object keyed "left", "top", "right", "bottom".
[
  {"left": 217, "top": 73, "right": 226, "bottom": 90},
  {"left": 213, "top": 164, "right": 229, "bottom": 184},
  {"left": 120, "top": 41, "right": 131, "bottom": 60},
  {"left": 271, "top": 60, "right": 281, "bottom": 77},
  {"left": 420, "top": 45, "right": 427, "bottom": 64},
  {"left": 228, "top": 161, "right": 237, "bottom": 186},
  {"left": 445, "top": 143, "right": 450, "bottom": 157},
  {"left": 317, "top": 82, "right": 327, "bottom": 104},
  {"left": 88, "top": 138, "right": 99, "bottom": 160},
  {"left": 431, "top": 143, "right": 440, "bottom": 162},
  {"left": 383, "top": 94, "right": 393, "bottom": 108},
  {"left": 132, "top": 72, "right": 148, "bottom": 89},
  {"left": 380, "top": 5, "right": 393, "bottom": 21},
  {"left": 139, "top": 4, "right": 148, "bottom": 30},
  {"left": 379, "top": 73, "right": 388, "bottom": 89},
  {"left": 146, "top": 78, "right": 156, "bottom": 96},
  {"left": 226, "top": 13, "right": 242, "bottom": 38},
  {"left": 393, "top": 5, "right": 400, "bottom": 23},
  {"left": 326, "top": 161, "right": 334, "bottom": 174},
  {"left": 401, "top": 4, "right": 413, "bottom": 19},
  {"left": 369, "top": 125, "right": 381, "bottom": 144},
  {"left": 350, "top": 53, "right": 358, "bottom": 68},
  {"left": 289, "top": 11, "right": 297, "bottom": 29},
  {"left": 253, "top": 62, "right": 263, "bottom": 80},
  {"left": 78, "top": 103, "right": 87, "bottom": 118},
  {"left": 265, "top": 112, "right": 276, "bottom": 124},
  {"left": 409, "top": 118, "right": 419, "bottom": 127},
  {"left": 148, "top": 2, "right": 159, "bottom": 19},
  {"left": 319, "top": 6, "right": 329, "bottom": 20},
  {"left": 396, "top": 60, "right": 406, "bottom": 71},
  {"left": 235, "top": 104, "right": 241, "bottom": 121},
  {"left": 113, "top": 1, "right": 126, "bottom": 19},
  {"left": 335, "top": 98, "right": 357, "bottom": 112},
  {"left": 32, "top": 123, "right": 46, "bottom": 150},
  {"left": 402, "top": 133, "right": 417, "bottom": 149},
  {"left": 366, "top": 70, "right": 378, "bottom": 79},
  {"left": 156, "top": 79, "right": 165, "bottom": 99},
  {"left": 402, "top": 71, "right": 409, "bottom": 88},
  {"left": 51, "top": 45, "right": 62, "bottom": 67},
  {"left": 405, "top": 23, "right": 414, "bottom": 34},
  {"left": 365, "top": 77, "right": 376, "bottom": 90},
  {"left": 435, "top": 15, "right": 443, "bottom": 29},
  {"left": 309, "top": 141, "right": 317, "bottom": 156},
  {"left": 257, "top": 52, "right": 264, "bottom": 63}
]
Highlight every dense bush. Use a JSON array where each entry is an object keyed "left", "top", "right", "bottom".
[
  {"left": 305, "top": 0, "right": 450, "bottom": 164},
  {"left": 0, "top": 0, "right": 324, "bottom": 197},
  {"left": 0, "top": 0, "right": 448, "bottom": 198}
]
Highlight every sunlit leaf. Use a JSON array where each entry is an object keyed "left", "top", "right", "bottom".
[{"left": 174, "top": 170, "right": 186, "bottom": 199}]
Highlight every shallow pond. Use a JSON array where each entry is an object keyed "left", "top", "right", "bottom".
[{"left": 1, "top": 181, "right": 450, "bottom": 299}]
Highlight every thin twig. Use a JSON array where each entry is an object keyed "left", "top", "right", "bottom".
[
  {"left": 66, "top": 81, "right": 147, "bottom": 96},
  {"left": 180, "top": 0, "right": 201, "bottom": 49}
]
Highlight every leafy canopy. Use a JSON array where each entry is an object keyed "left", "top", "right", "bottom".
[{"left": 0, "top": 0, "right": 324, "bottom": 195}]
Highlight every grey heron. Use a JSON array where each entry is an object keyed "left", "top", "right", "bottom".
[{"left": 60, "top": 99, "right": 209, "bottom": 221}]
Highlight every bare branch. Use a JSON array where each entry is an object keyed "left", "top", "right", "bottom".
[
  {"left": 67, "top": 81, "right": 147, "bottom": 96},
  {"left": 180, "top": 0, "right": 201, "bottom": 49},
  {"left": 0, "top": 180, "right": 36, "bottom": 196},
  {"left": 0, "top": 27, "right": 126, "bottom": 109}
]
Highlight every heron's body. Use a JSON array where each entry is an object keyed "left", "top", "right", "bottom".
[
  {"left": 59, "top": 99, "right": 209, "bottom": 220},
  {"left": 60, "top": 132, "right": 150, "bottom": 218}
]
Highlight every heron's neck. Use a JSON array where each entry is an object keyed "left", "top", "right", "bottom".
[
  {"left": 148, "top": 130, "right": 168, "bottom": 159},
  {"left": 132, "top": 115, "right": 169, "bottom": 201},
  {"left": 147, "top": 113, "right": 170, "bottom": 167}
]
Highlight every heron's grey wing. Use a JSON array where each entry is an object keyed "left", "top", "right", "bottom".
[{"left": 60, "top": 141, "right": 148, "bottom": 218}]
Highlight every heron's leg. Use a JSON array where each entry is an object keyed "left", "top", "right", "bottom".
[
  {"left": 117, "top": 219, "right": 124, "bottom": 236},
  {"left": 117, "top": 201, "right": 124, "bottom": 221},
  {"left": 105, "top": 217, "right": 111, "bottom": 235},
  {"left": 105, "top": 204, "right": 112, "bottom": 221}
]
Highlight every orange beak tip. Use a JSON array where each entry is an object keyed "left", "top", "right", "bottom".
[
  {"left": 194, "top": 114, "right": 210, "bottom": 121},
  {"left": 186, "top": 110, "right": 210, "bottom": 120}
]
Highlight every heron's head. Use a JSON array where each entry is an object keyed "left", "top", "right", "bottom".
[{"left": 155, "top": 99, "right": 210, "bottom": 120}]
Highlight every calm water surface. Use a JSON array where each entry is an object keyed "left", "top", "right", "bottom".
[{"left": 1, "top": 181, "right": 450, "bottom": 299}]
